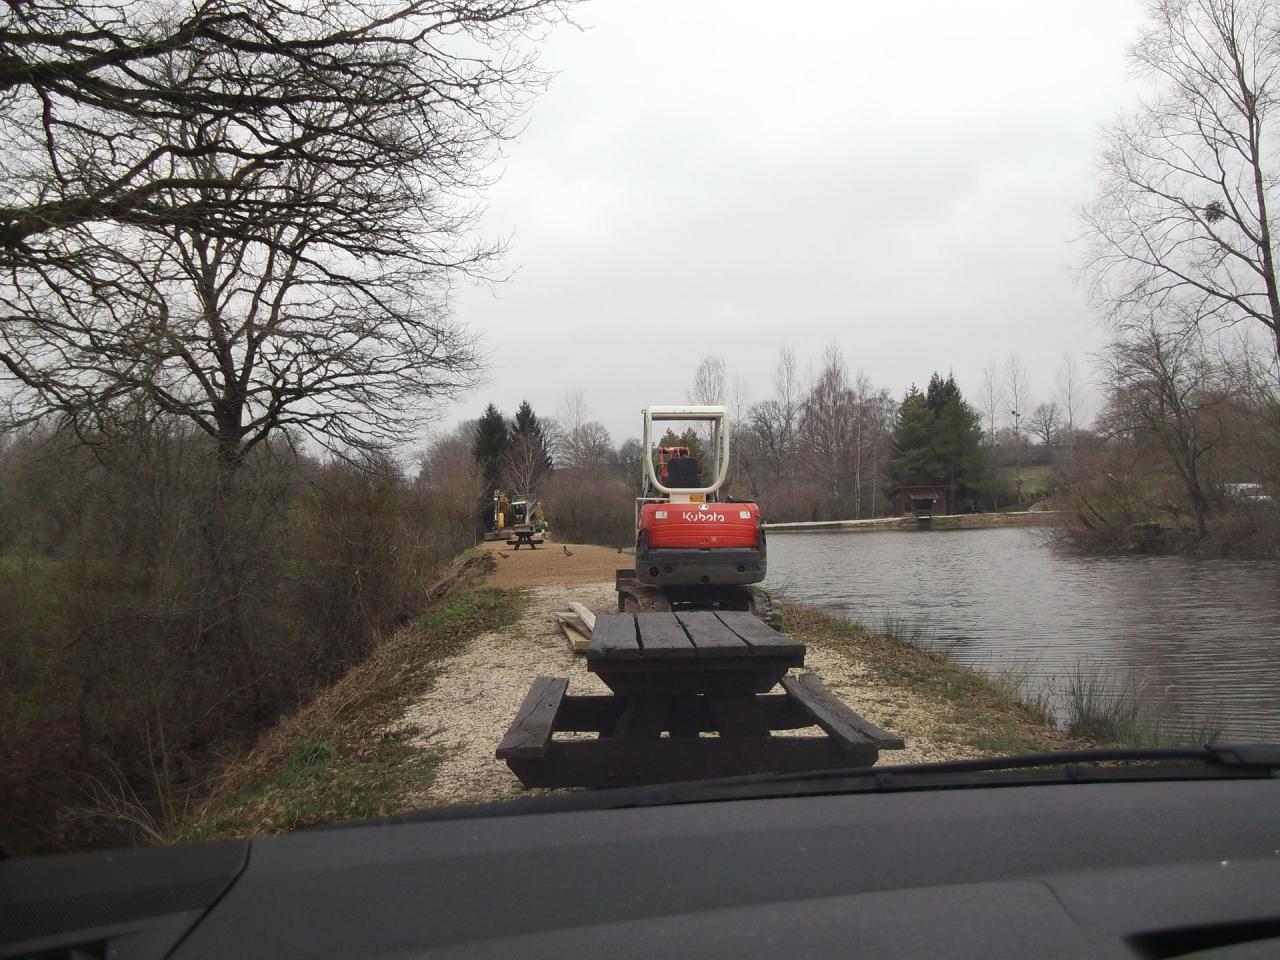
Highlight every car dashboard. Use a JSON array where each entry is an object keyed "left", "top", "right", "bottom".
[{"left": 3, "top": 776, "right": 1280, "bottom": 959}]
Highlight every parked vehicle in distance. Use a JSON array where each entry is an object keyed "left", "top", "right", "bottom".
[{"left": 1222, "top": 482, "right": 1273, "bottom": 503}]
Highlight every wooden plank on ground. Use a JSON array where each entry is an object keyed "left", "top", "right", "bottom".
[
  {"left": 567, "top": 601, "right": 597, "bottom": 633},
  {"left": 635, "top": 612, "right": 696, "bottom": 657},
  {"left": 715, "top": 611, "right": 805, "bottom": 656},
  {"left": 562, "top": 622, "right": 591, "bottom": 654},
  {"left": 674, "top": 610, "right": 750, "bottom": 656},
  {"left": 780, "top": 673, "right": 905, "bottom": 750},
  {"left": 495, "top": 677, "right": 569, "bottom": 760},
  {"left": 554, "top": 611, "right": 589, "bottom": 633},
  {"left": 587, "top": 613, "right": 642, "bottom": 659}
]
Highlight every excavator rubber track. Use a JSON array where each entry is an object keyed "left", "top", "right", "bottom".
[{"left": 615, "top": 569, "right": 783, "bottom": 631}]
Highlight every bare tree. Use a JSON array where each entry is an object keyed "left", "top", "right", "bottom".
[
  {"left": 1, "top": 1, "right": 568, "bottom": 470},
  {"left": 1083, "top": 0, "right": 1280, "bottom": 361},
  {"left": 726, "top": 373, "right": 753, "bottom": 490},
  {"left": 562, "top": 422, "right": 613, "bottom": 471},
  {"left": 540, "top": 416, "right": 565, "bottom": 466},
  {"left": 502, "top": 433, "right": 551, "bottom": 495},
  {"left": 848, "top": 371, "right": 878, "bottom": 518},
  {"left": 976, "top": 360, "right": 1005, "bottom": 509},
  {"left": 1054, "top": 353, "right": 1085, "bottom": 460},
  {"left": 688, "top": 355, "right": 727, "bottom": 407},
  {"left": 1096, "top": 316, "right": 1231, "bottom": 535},
  {"left": 749, "top": 347, "right": 802, "bottom": 489},
  {"left": 0, "top": 1, "right": 567, "bottom": 269},
  {"left": 1029, "top": 401, "right": 1061, "bottom": 449},
  {"left": 687, "top": 354, "right": 727, "bottom": 451},
  {"left": 730, "top": 374, "right": 752, "bottom": 425},
  {"left": 557, "top": 390, "right": 588, "bottom": 438},
  {"left": 555, "top": 391, "right": 612, "bottom": 471},
  {"left": 800, "top": 343, "right": 855, "bottom": 512},
  {"left": 1004, "top": 354, "right": 1031, "bottom": 502},
  {"left": 977, "top": 360, "right": 1006, "bottom": 442},
  {"left": 419, "top": 431, "right": 484, "bottom": 545},
  {"left": 864, "top": 388, "right": 897, "bottom": 517}
]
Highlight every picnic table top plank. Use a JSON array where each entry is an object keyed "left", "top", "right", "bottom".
[
  {"left": 715, "top": 611, "right": 805, "bottom": 656},
  {"left": 635, "top": 612, "right": 697, "bottom": 658},
  {"left": 589, "top": 613, "right": 642, "bottom": 659},
  {"left": 674, "top": 611, "right": 751, "bottom": 656}
]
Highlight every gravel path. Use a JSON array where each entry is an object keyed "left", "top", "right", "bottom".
[
  {"left": 797, "top": 642, "right": 982, "bottom": 765},
  {"left": 398, "top": 569, "right": 977, "bottom": 809},
  {"left": 400, "top": 582, "right": 616, "bottom": 808}
]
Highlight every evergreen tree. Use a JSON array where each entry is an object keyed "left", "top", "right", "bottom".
[
  {"left": 505, "top": 400, "right": 552, "bottom": 494},
  {"left": 887, "top": 388, "right": 935, "bottom": 486},
  {"left": 472, "top": 403, "right": 509, "bottom": 495},
  {"left": 657, "top": 428, "right": 709, "bottom": 468},
  {"left": 510, "top": 400, "right": 547, "bottom": 447},
  {"left": 932, "top": 395, "right": 987, "bottom": 495},
  {"left": 925, "top": 372, "right": 962, "bottom": 416},
  {"left": 887, "top": 375, "right": 987, "bottom": 502}
]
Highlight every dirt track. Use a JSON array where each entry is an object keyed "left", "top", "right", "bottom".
[{"left": 480, "top": 539, "right": 625, "bottom": 590}]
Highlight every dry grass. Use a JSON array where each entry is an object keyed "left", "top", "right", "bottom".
[{"left": 784, "top": 604, "right": 1084, "bottom": 757}]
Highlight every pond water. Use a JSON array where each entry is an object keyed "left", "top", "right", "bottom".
[{"left": 764, "top": 527, "right": 1280, "bottom": 742}]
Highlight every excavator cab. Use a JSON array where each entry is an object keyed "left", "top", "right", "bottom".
[
  {"left": 663, "top": 454, "right": 702, "bottom": 490},
  {"left": 618, "top": 405, "right": 776, "bottom": 625},
  {"left": 631, "top": 405, "right": 764, "bottom": 589}
]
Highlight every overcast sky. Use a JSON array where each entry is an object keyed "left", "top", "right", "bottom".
[{"left": 444, "top": 0, "right": 1149, "bottom": 445}]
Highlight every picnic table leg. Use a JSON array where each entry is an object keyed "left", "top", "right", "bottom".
[
  {"left": 706, "top": 694, "right": 771, "bottom": 737},
  {"left": 611, "top": 694, "right": 671, "bottom": 739},
  {"left": 667, "top": 694, "right": 700, "bottom": 738}
]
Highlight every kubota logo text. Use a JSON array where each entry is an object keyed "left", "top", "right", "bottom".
[{"left": 682, "top": 511, "right": 725, "bottom": 522}]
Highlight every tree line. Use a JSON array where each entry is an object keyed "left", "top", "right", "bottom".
[
  {"left": 453, "top": 346, "right": 1087, "bottom": 544},
  {"left": 1069, "top": 0, "right": 1280, "bottom": 555},
  {"left": 0, "top": 0, "right": 573, "bottom": 854}
]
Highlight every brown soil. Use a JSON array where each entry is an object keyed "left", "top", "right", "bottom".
[{"left": 480, "top": 539, "right": 628, "bottom": 590}]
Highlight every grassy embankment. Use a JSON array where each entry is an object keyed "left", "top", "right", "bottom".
[
  {"left": 783, "top": 605, "right": 1078, "bottom": 755},
  {"left": 787, "top": 605, "right": 1221, "bottom": 750},
  {"left": 178, "top": 558, "right": 525, "bottom": 843}
]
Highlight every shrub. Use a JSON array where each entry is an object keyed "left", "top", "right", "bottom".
[{"left": 0, "top": 421, "right": 467, "bottom": 854}]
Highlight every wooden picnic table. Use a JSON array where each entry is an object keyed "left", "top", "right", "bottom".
[
  {"left": 505, "top": 529, "right": 544, "bottom": 549},
  {"left": 497, "top": 611, "right": 904, "bottom": 788}
]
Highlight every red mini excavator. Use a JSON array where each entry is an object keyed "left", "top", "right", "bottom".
[{"left": 616, "top": 405, "right": 779, "bottom": 627}]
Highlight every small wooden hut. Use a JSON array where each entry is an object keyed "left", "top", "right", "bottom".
[{"left": 886, "top": 484, "right": 954, "bottom": 518}]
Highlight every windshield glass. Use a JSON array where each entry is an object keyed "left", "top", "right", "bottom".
[{"left": 0, "top": 0, "right": 1276, "bottom": 858}]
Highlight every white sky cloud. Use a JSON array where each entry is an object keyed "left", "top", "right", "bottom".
[{"left": 444, "top": 0, "right": 1149, "bottom": 443}]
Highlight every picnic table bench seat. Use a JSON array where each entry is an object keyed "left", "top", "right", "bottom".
[{"left": 497, "top": 611, "right": 904, "bottom": 788}]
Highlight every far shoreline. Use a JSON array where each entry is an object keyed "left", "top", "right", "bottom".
[{"left": 766, "top": 511, "right": 1059, "bottom": 534}]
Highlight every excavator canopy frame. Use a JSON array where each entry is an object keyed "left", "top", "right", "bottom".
[{"left": 641, "top": 405, "right": 729, "bottom": 499}]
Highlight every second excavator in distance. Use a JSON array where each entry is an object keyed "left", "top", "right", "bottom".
[{"left": 615, "top": 404, "right": 781, "bottom": 628}]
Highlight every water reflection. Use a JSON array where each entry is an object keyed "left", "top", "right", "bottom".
[{"left": 766, "top": 527, "right": 1280, "bottom": 741}]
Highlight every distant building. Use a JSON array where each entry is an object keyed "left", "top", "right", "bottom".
[{"left": 886, "top": 484, "right": 954, "bottom": 518}]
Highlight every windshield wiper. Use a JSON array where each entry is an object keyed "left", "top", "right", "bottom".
[
  {"left": 367, "top": 744, "right": 1280, "bottom": 828},
  {"left": 604, "top": 744, "right": 1280, "bottom": 808}
]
